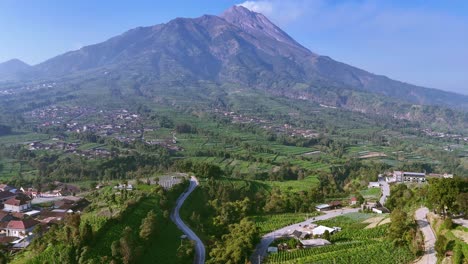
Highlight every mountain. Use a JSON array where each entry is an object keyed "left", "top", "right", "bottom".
[
  {"left": 4, "top": 6, "right": 468, "bottom": 114},
  {"left": 0, "top": 59, "right": 32, "bottom": 80}
]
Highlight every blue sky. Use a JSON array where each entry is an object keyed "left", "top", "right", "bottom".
[{"left": 0, "top": 0, "right": 467, "bottom": 94}]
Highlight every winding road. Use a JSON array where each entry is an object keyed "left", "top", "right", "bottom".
[
  {"left": 414, "top": 207, "right": 437, "bottom": 264},
  {"left": 171, "top": 176, "right": 206, "bottom": 264},
  {"left": 378, "top": 175, "right": 390, "bottom": 206},
  {"left": 250, "top": 208, "right": 360, "bottom": 264}
]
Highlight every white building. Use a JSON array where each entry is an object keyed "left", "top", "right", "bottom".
[
  {"left": 312, "top": 225, "right": 336, "bottom": 236},
  {"left": 6, "top": 219, "right": 39, "bottom": 238},
  {"left": 3, "top": 197, "right": 32, "bottom": 212},
  {"left": 393, "top": 171, "right": 426, "bottom": 183},
  {"left": 300, "top": 238, "right": 331, "bottom": 248}
]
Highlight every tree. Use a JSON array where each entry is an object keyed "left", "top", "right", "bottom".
[
  {"left": 111, "top": 240, "right": 121, "bottom": 260},
  {"left": 139, "top": 210, "right": 157, "bottom": 240},
  {"left": 323, "top": 230, "right": 331, "bottom": 241},
  {"left": 81, "top": 223, "right": 93, "bottom": 245},
  {"left": 208, "top": 218, "right": 259, "bottom": 264},
  {"left": 120, "top": 227, "right": 136, "bottom": 264},
  {"left": 388, "top": 209, "right": 409, "bottom": 244},
  {"left": 456, "top": 192, "right": 468, "bottom": 217},
  {"left": 434, "top": 234, "right": 447, "bottom": 257},
  {"left": 177, "top": 240, "right": 195, "bottom": 263},
  {"left": 428, "top": 178, "right": 461, "bottom": 217}
]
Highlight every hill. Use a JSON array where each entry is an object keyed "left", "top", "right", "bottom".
[
  {"left": 0, "top": 59, "right": 32, "bottom": 80},
  {"left": 0, "top": 6, "right": 467, "bottom": 128}
]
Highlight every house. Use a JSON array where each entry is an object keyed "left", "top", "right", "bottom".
[
  {"left": 443, "top": 174, "right": 454, "bottom": 179},
  {"left": 3, "top": 196, "right": 32, "bottom": 212},
  {"left": 40, "top": 190, "right": 63, "bottom": 198},
  {"left": 372, "top": 206, "right": 390, "bottom": 214},
  {"left": 267, "top": 247, "right": 278, "bottom": 253},
  {"left": 0, "top": 191, "right": 16, "bottom": 203},
  {"left": 315, "top": 204, "right": 331, "bottom": 212},
  {"left": 350, "top": 197, "right": 358, "bottom": 205},
  {"left": 372, "top": 208, "right": 383, "bottom": 214},
  {"left": 312, "top": 225, "right": 336, "bottom": 236},
  {"left": 291, "top": 230, "right": 304, "bottom": 239},
  {"left": 0, "top": 211, "right": 17, "bottom": 222},
  {"left": 6, "top": 219, "right": 39, "bottom": 238},
  {"left": 114, "top": 183, "right": 134, "bottom": 191},
  {"left": 300, "top": 238, "right": 331, "bottom": 248},
  {"left": 328, "top": 201, "right": 342, "bottom": 209},
  {"left": 393, "top": 171, "right": 426, "bottom": 183},
  {"left": 20, "top": 187, "right": 39, "bottom": 199},
  {"left": 0, "top": 184, "right": 14, "bottom": 192},
  {"left": 368, "top": 182, "right": 380, "bottom": 188},
  {"left": 0, "top": 236, "right": 17, "bottom": 246}
]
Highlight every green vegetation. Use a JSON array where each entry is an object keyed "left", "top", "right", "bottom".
[
  {"left": 250, "top": 212, "right": 321, "bottom": 235},
  {"left": 265, "top": 213, "right": 415, "bottom": 264},
  {"left": 12, "top": 181, "right": 188, "bottom": 264},
  {"left": 0, "top": 70, "right": 466, "bottom": 264}
]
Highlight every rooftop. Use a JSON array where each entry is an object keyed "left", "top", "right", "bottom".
[
  {"left": 7, "top": 219, "right": 39, "bottom": 230},
  {"left": 300, "top": 238, "right": 331, "bottom": 247}
]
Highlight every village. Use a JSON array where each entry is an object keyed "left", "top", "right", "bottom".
[
  {"left": 420, "top": 128, "right": 468, "bottom": 142},
  {"left": 266, "top": 169, "right": 456, "bottom": 255},
  {"left": 0, "top": 82, "right": 58, "bottom": 97},
  {"left": 21, "top": 105, "right": 184, "bottom": 157},
  {"left": 0, "top": 181, "right": 88, "bottom": 251},
  {"left": 214, "top": 109, "right": 320, "bottom": 139}
]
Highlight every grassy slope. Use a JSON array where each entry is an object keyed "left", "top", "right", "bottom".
[{"left": 12, "top": 187, "right": 186, "bottom": 264}]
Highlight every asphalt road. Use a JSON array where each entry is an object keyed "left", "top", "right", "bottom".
[
  {"left": 378, "top": 176, "right": 390, "bottom": 206},
  {"left": 171, "top": 176, "right": 206, "bottom": 264},
  {"left": 250, "top": 208, "right": 360, "bottom": 264},
  {"left": 414, "top": 207, "right": 437, "bottom": 264}
]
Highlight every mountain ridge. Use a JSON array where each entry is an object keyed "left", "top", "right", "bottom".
[
  {"left": 0, "top": 59, "right": 32, "bottom": 80},
  {"left": 1, "top": 5, "right": 467, "bottom": 112}
]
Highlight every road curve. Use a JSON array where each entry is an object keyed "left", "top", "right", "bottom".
[
  {"left": 171, "top": 176, "right": 206, "bottom": 264},
  {"left": 378, "top": 175, "right": 390, "bottom": 206},
  {"left": 250, "top": 208, "right": 360, "bottom": 264},
  {"left": 414, "top": 207, "right": 437, "bottom": 264}
]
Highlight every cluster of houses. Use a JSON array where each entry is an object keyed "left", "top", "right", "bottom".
[
  {"left": 27, "top": 141, "right": 112, "bottom": 159},
  {"left": 213, "top": 109, "right": 319, "bottom": 139},
  {"left": 24, "top": 105, "right": 186, "bottom": 153},
  {"left": 26, "top": 106, "right": 147, "bottom": 144},
  {"left": 0, "top": 183, "right": 88, "bottom": 250},
  {"left": 0, "top": 82, "right": 56, "bottom": 97},
  {"left": 421, "top": 128, "right": 468, "bottom": 142},
  {"left": 385, "top": 171, "right": 453, "bottom": 184},
  {"left": 268, "top": 224, "right": 341, "bottom": 253}
]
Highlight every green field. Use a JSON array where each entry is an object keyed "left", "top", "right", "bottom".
[
  {"left": 250, "top": 212, "right": 321, "bottom": 235},
  {"left": 265, "top": 213, "right": 414, "bottom": 264}
]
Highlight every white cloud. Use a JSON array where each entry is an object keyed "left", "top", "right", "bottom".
[
  {"left": 238, "top": 1, "right": 273, "bottom": 15},
  {"left": 238, "top": 0, "right": 314, "bottom": 25}
]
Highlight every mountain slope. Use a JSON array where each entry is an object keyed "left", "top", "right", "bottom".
[
  {"left": 5, "top": 6, "right": 468, "bottom": 112},
  {"left": 0, "top": 59, "right": 32, "bottom": 80}
]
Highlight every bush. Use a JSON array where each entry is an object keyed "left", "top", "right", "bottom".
[{"left": 442, "top": 217, "right": 453, "bottom": 230}]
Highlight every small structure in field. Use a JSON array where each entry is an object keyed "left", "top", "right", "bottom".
[
  {"left": 312, "top": 225, "right": 336, "bottom": 236},
  {"left": 315, "top": 204, "right": 331, "bottom": 212},
  {"left": 267, "top": 247, "right": 278, "bottom": 253},
  {"left": 300, "top": 238, "right": 331, "bottom": 248}
]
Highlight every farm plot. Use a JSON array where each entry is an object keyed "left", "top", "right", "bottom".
[
  {"left": 250, "top": 212, "right": 321, "bottom": 235},
  {"left": 264, "top": 212, "right": 414, "bottom": 264}
]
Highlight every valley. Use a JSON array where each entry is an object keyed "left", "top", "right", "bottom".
[{"left": 0, "top": 3, "right": 466, "bottom": 264}]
